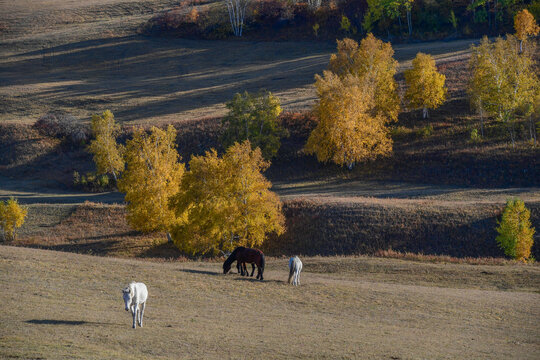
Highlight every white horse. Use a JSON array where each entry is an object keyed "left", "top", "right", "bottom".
[
  {"left": 288, "top": 256, "right": 302, "bottom": 286},
  {"left": 122, "top": 282, "right": 148, "bottom": 329}
]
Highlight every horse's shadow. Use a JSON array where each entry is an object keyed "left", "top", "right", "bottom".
[
  {"left": 179, "top": 269, "right": 220, "bottom": 276},
  {"left": 26, "top": 319, "right": 118, "bottom": 326},
  {"left": 233, "top": 277, "right": 284, "bottom": 284}
]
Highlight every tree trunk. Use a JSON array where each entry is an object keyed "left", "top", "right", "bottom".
[
  {"left": 422, "top": 107, "right": 428, "bottom": 119},
  {"left": 407, "top": 10, "right": 412, "bottom": 36}
]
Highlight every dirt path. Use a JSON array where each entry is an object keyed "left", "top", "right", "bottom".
[
  {"left": 0, "top": 246, "right": 538, "bottom": 359},
  {"left": 1, "top": 0, "right": 477, "bottom": 124}
]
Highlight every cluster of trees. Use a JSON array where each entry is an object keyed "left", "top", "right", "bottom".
[
  {"left": 220, "top": 0, "right": 540, "bottom": 40},
  {"left": 87, "top": 110, "right": 285, "bottom": 256},
  {"left": 469, "top": 9, "right": 540, "bottom": 146},
  {"left": 305, "top": 34, "right": 446, "bottom": 168}
]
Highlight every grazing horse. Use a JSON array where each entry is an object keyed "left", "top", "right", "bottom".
[
  {"left": 223, "top": 246, "right": 265, "bottom": 280},
  {"left": 122, "top": 282, "right": 148, "bottom": 329},
  {"left": 288, "top": 256, "right": 302, "bottom": 286}
]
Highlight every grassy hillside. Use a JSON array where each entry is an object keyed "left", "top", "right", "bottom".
[
  {"left": 11, "top": 200, "right": 540, "bottom": 260},
  {"left": 1, "top": 246, "right": 538, "bottom": 359}
]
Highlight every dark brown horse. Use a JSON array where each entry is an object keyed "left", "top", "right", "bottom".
[{"left": 223, "top": 246, "right": 265, "bottom": 280}]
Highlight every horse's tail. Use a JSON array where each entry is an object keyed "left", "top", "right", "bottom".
[{"left": 288, "top": 260, "right": 294, "bottom": 284}]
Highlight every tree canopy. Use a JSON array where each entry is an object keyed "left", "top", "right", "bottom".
[
  {"left": 305, "top": 71, "right": 392, "bottom": 169},
  {"left": 118, "top": 125, "right": 185, "bottom": 233},
  {"left": 87, "top": 110, "right": 124, "bottom": 181},
  {"left": 404, "top": 52, "right": 447, "bottom": 118},
  {"left": 169, "top": 141, "right": 284, "bottom": 256},
  {"left": 221, "top": 90, "right": 287, "bottom": 160}
]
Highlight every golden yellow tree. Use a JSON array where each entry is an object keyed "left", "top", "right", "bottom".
[
  {"left": 0, "top": 198, "right": 28, "bottom": 241},
  {"left": 328, "top": 35, "right": 400, "bottom": 122},
  {"left": 87, "top": 110, "right": 124, "bottom": 182},
  {"left": 469, "top": 36, "right": 539, "bottom": 147},
  {"left": 404, "top": 52, "right": 447, "bottom": 119},
  {"left": 118, "top": 125, "right": 184, "bottom": 232},
  {"left": 496, "top": 199, "right": 535, "bottom": 262},
  {"left": 514, "top": 9, "right": 540, "bottom": 52},
  {"left": 169, "top": 141, "right": 285, "bottom": 256},
  {"left": 305, "top": 71, "right": 392, "bottom": 169}
]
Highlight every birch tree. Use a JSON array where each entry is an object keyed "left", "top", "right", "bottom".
[
  {"left": 226, "top": 0, "right": 250, "bottom": 37},
  {"left": 305, "top": 71, "right": 392, "bottom": 169},
  {"left": 328, "top": 35, "right": 400, "bottom": 122},
  {"left": 87, "top": 110, "right": 124, "bottom": 182},
  {"left": 468, "top": 36, "right": 539, "bottom": 147},
  {"left": 514, "top": 9, "right": 540, "bottom": 52},
  {"left": 169, "top": 141, "right": 284, "bottom": 256},
  {"left": 404, "top": 52, "right": 447, "bottom": 119},
  {"left": 221, "top": 90, "right": 287, "bottom": 160},
  {"left": 118, "top": 125, "right": 185, "bottom": 232}
]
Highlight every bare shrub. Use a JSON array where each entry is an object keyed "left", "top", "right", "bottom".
[{"left": 33, "top": 112, "right": 89, "bottom": 145}]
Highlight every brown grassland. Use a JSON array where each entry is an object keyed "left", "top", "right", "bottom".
[{"left": 1, "top": 245, "right": 539, "bottom": 359}]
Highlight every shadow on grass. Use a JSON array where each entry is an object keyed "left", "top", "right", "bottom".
[
  {"left": 179, "top": 269, "right": 220, "bottom": 276},
  {"left": 26, "top": 319, "right": 118, "bottom": 326},
  {"left": 233, "top": 277, "right": 283, "bottom": 284}
]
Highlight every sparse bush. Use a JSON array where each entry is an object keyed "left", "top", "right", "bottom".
[
  {"left": 416, "top": 124, "right": 433, "bottom": 138},
  {"left": 0, "top": 197, "right": 28, "bottom": 242},
  {"left": 469, "top": 128, "right": 481, "bottom": 143},
  {"left": 73, "top": 171, "right": 115, "bottom": 192},
  {"left": 496, "top": 199, "right": 535, "bottom": 262},
  {"left": 33, "top": 112, "right": 89, "bottom": 145}
]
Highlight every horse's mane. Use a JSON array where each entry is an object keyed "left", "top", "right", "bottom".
[{"left": 223, "top": 246, "right": 245, "bottom": 267}]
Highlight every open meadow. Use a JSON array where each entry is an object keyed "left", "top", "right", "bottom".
[{"left": 1, "top": 245, "right": 539, "bottom": 359}]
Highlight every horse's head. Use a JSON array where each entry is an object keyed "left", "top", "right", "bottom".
[
  {"left": 122, "top": 286, "right": 132, "bottom": 311},
  {"left": 223, "top": 261, "right": 231, "bottom": 274}
]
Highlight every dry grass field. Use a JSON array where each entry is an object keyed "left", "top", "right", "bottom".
[{"left": 0, "top": 245, "right": 539, "bottom": 359}]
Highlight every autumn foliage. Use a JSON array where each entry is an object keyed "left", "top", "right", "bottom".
[
  {"left": 328, "top": 35, "right": 400, "bottom": 122},
  {"left": 118, "top": 125, "right": 185, "bottom": 233},
  {"left": 169, "top": 141, "right": 285, "bottom": 256},
  {"left": 305, "top": 71, "right": 392, "bottom": 168},
  {"left": 514, "top": 9, "right": 540, "bottom": 52},
  {"left": 0, "top": 198, "right": 28, "bottom": 241},
  {"left": 404, "top": 52, "right": 447, "bottom": 119},
  {"left": 306, "top": 35, "right": 398, "bottom": 168},
  {"left": 496, "top": 199, "right": 535, "bottom": 262},
  {"left": 87, "top": 110, "right": 124, "bottom": 181},
  {"left": 468, "top": 36, "right": 539, "bottom": 146}
]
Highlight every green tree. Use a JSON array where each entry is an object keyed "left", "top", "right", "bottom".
[
  {"left": 118, "top": 125, "right": 185, "bottom": 233},
  {"left": 404, "top": 52, "right": 447, "bottom": 119},
  {"left": 169, "top": 141, "right": 285, "bottom": 256},
  {"left": 496, "top": 199, "right": 535, "bottom": 262},
  {"left": 221, "top": 91, "right": 288, "bottom": 160},
  {"left": 468, "top": 36, "right": 539, "bottom": 147},
  {"left": 0, "top": 198, "right": 28, "bottom": 241},
  {"left": 87, "top": 110, "right": 124, "bottom": 182}
]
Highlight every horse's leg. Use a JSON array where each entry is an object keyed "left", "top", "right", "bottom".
[
  {"left": 250, "top": 263, "right": 255, "bottom": 277},
  {"left": 139, "top": 302, "right": 146, "bottom": 327},
  {"left": 243, "top": 263, "right": 248, "bottom": 276},
  {"left": 132, "top": 304, "right": 137, "bottom": 329}
]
